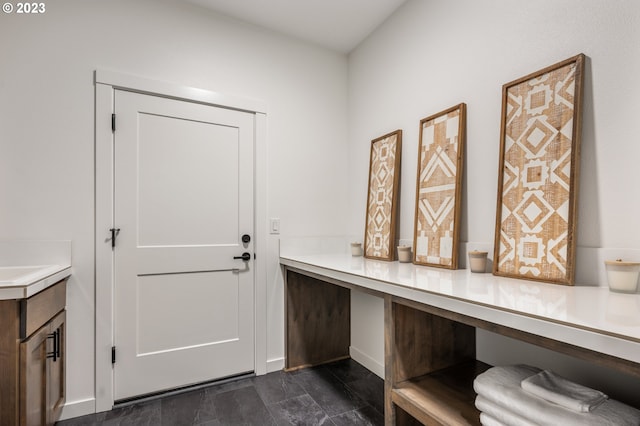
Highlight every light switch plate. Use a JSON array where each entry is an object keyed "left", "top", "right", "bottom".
[{"left": 270, "top": 218, "right": 280, "bottom": 234}]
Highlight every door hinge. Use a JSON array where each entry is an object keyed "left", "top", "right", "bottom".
[
  {"left": 111, "top": 113, "right": 116, "bottom": 132},
  {"left": 112, "top": 346, "right": 116, "bottom": 364},
  {"left": 110, "top": 228, "right": 121, "bottom": 248}
]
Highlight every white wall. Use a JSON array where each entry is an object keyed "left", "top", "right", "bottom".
[
  {"left": 348, "top": 0, "right": 640, "bottom": 407},
  {"left": 0, "top": 0, "right": 349, "bottom": 416}
]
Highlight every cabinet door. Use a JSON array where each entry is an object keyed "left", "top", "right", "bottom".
[
  {"left": 46, "top": 311, "right": 65, "bottom": 424},
  {"left": 20, "top": 325, "right": 49, "bottom": 426},
  {"left": 20, "top": 311, "right": 65, "bottom": 426}
]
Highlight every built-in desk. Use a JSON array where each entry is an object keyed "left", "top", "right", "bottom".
[{"left": 280, "top": 252, "right": 640, "bottom": 425}]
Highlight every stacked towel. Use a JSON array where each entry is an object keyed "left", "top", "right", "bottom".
[
  {"left": 521, "top": 369, "right": 608, "bottom": 412},
  {"left": 473, "top": 365, "right": 640, "bottom": 426},
  {"left": 476, "top": 396, "right": 537, "bottom": 426},
  {"left": 479, "top": 412, "right": 508, "bottom": 426}
]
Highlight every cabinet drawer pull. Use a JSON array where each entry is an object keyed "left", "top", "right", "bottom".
[
  {"left": 47, "top": 330, "right": 58, "bottom": 362},
  {"left": 56, "top": 327, "right": 61, "bottom": 359}
]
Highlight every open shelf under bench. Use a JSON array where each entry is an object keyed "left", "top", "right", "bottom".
[{"left": 392, "top": 361, "right": 491, "bottom": 426}]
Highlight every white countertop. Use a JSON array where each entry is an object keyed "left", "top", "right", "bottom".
[
  {"left": 280, "top": 252, "right": 640, "bottom": 365},
  {"left": 0, "top": 264, "right": 72, "bottom": 299},
  {"left": 0, "top": 240, "right": 72, "bottom": 300}
]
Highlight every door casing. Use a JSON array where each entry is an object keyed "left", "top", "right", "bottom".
[{"left": 94, "top": 70, "right": 268, "bottom": 414}]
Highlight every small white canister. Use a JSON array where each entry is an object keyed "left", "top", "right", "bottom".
[
  {"left": 604, "top": 260, "right": 640, "bottom": 293},
  {"left": 397, "top": 245, "right": 412, "bottom": 263},
  {"left": 468, "top": 251, "right": 488, "bottom": 273}
]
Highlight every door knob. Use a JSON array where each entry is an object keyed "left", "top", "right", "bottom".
[
  {"left": 242, "top": 234, "right": 251, "bottom": 243},
  {"left": 233, "top": 252, "right": 251, "bottom": 262}
]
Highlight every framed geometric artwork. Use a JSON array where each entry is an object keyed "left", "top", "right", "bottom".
[
  {"left": 413, "top": 103, "right": 466, "bottom": 269},
  {"left": 493, "top": 54, "right": 585, "bottom": 285},
  {"left": 364, "top": 130, "right": 402, "bottom": 261}
]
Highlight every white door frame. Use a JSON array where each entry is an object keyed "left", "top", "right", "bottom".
[{"left": 94, "top": 69, "right": 268, "bottom": 412}]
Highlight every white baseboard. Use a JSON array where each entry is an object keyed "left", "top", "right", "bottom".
[
  {"left": 350, "top": 346, "right": 384, "bottom": 379},
  {"left": 266, "top": 357, "right": 285, "bottom": 374},
  {"left": 58, "top": 397, "right": 96, "bottom": 421}
]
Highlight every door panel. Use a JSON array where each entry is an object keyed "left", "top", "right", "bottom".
[
  {"left": 136, "top": 271, "right": 240, "bottom": 355},
  {"left": 114, "top": 90, "right": 254, "bottom": 400},
  {"left": 137, "top": 113, "right": 240, "bottom": 247}
]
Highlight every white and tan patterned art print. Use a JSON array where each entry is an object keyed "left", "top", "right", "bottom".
[
  {"left": 494, "top": 54, "right": 585, "bottom": 285},
  {"left": 364, "top": 130, "right": 402, "bottom": 261},
  {"left": 413, "top": 104, "right": 466, "bottom": 269}
]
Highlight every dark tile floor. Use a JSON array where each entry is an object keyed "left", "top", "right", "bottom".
[{"left": 56, "top": 359, "right": 384, "bottom": 426}]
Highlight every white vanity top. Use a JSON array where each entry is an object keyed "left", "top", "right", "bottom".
[
  {"left": 0, "top": 265, "right": 72, "bottom": 299},
  {"left": 280, "top": 250, "right": 640, "bottom": 365},
  {"left": 0, "top": 240, "right": 72, "bottom": 300}
]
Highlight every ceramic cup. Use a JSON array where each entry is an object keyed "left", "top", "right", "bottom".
[
  {"left": 468, "top": 251, "right": 488, "bottom": 273},
  {"left": 605, "top": 259, "right": 640, "bottom": 293},
  {"left": 351, "top": 242, "right": 363, "bottom": 257},
  {"left": 397, "top": 246, "right": 412, "bottom": 263}
]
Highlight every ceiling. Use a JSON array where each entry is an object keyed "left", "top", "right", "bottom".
[{"left": 185, "top": 0, "right": 408, "bottom": 53}]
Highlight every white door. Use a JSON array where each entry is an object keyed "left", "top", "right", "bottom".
[{"left": 113, "top": 90, "right": 255, "bottom": 400}]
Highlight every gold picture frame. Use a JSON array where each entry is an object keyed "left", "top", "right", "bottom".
[
  {"left": 412, "top": 103, "right": 466, "bottom": 269},
  {"left": 364, "top": 130, "right": 402, "bottom": 261},
  {"left": 493, "top": 54, "right": 585, "bottom": 285}
]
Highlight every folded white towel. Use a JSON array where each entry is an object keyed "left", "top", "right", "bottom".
[
  {"left": 521, "top": 370, "right": 608, "bottom": 412},
  {"left": 474, "top": 365, "right": 640, "bottom": 426},
  {"left": 473, "top": 364, "right": 542, "bottom": 407},
  {"left": 480, "top": 412, "right": 508, "bottom": 426},
  {"left": 476, "top": 395, "right": 538, "bottom": 426}
]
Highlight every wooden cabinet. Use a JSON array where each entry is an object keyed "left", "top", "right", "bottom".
[{"left": 0, "top": 279, "right": 67, "bottom": 426}]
